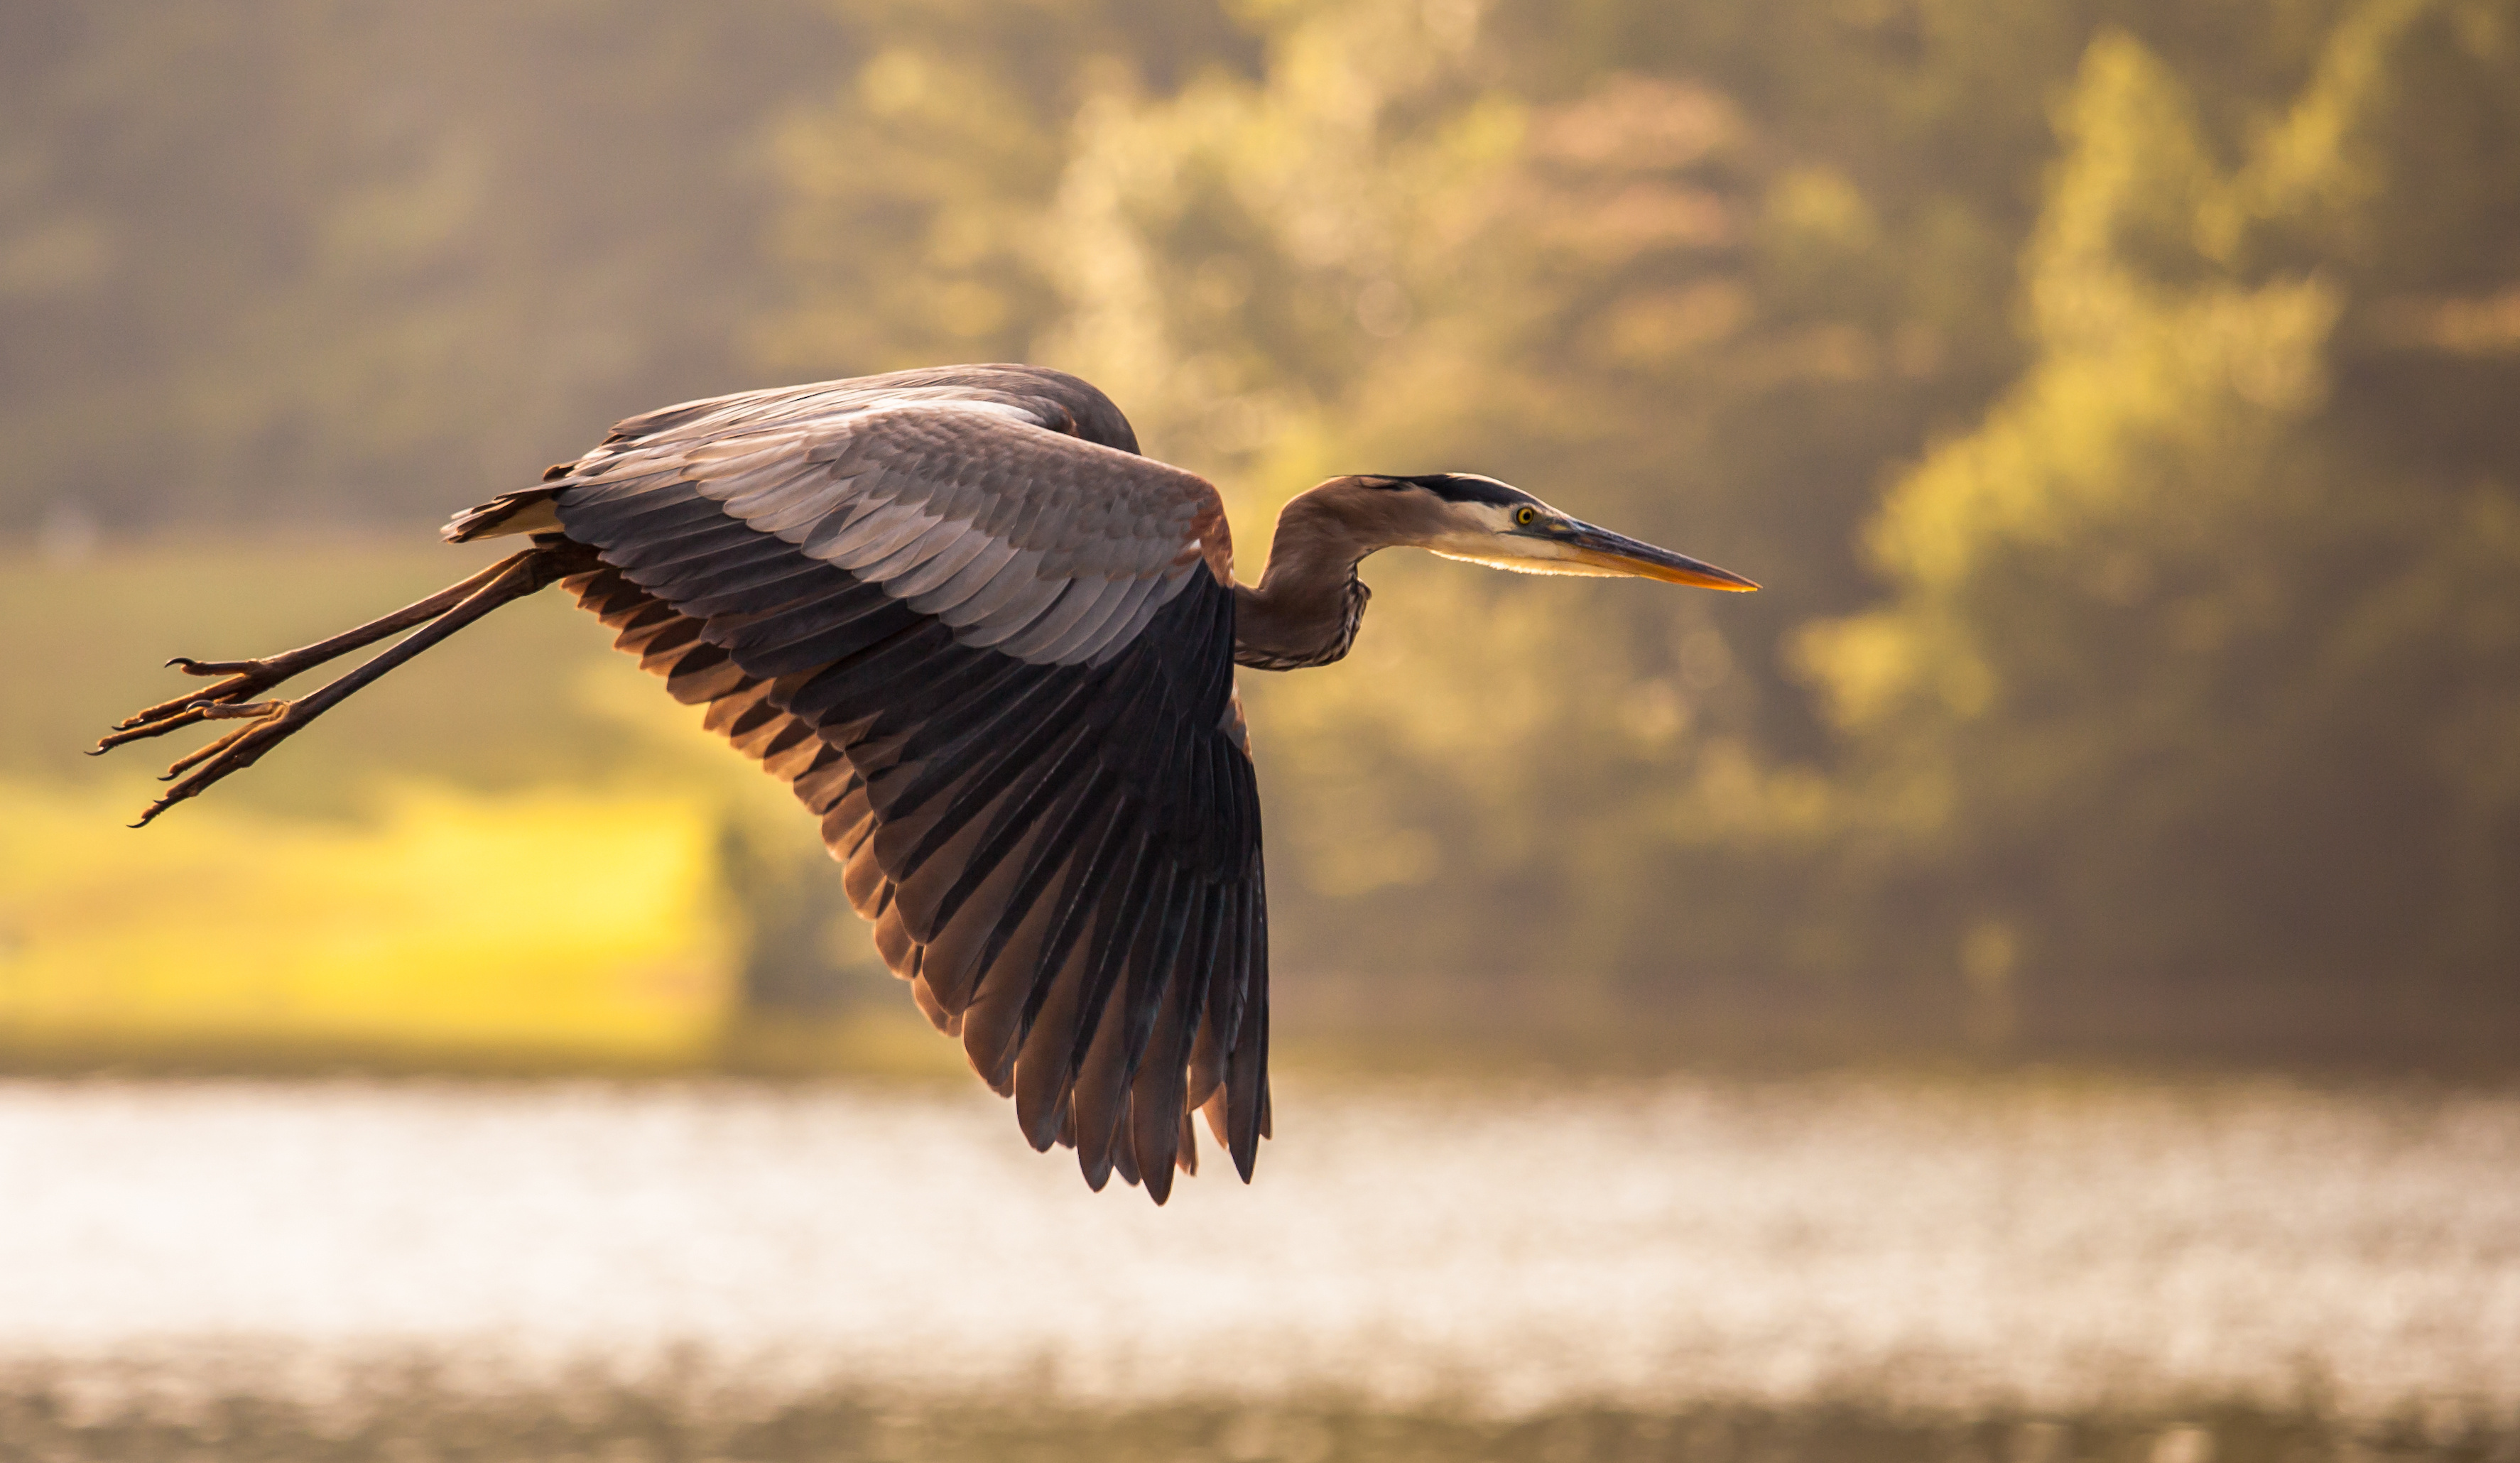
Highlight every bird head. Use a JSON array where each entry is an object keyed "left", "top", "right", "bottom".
[{"left": 1350, "top": 474, "right": 1758, "bottom": 592}]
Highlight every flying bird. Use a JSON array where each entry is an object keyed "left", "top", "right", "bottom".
[{"left": 94, "top": 364, "right": 1756, "bottom": 1202}]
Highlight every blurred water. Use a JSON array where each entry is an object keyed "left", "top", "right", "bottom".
[{"left": 0, "top": 1075, "right": 2514, "bottom": 1428}]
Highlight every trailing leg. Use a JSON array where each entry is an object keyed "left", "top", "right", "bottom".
[
  {"left": 94, "top": 545, "right": 588, "bottom": 827},
  {"left": 93, "top": 551, "right": 538, "bottom": 755}
]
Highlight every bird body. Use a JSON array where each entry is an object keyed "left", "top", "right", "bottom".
[{"left": 97, "top": 364, "right": 1754, "bottom": 1203}]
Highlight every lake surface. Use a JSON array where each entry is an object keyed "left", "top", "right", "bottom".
[{"left": 1, "top": 1073, "right": 2514, "bottom": 1435}]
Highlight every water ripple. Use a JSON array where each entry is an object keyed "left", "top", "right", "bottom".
[{"left": 0, "top": 1075, "right": 2513, "bottom": 1424}]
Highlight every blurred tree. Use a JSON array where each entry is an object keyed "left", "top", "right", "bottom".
[
  {"left": 754, "top": 0, "right": 1256, "bottom": 375},
  {"left": 765, "top": 0, "right": 2520, "bottom": 1056},
  {"left": 0, "top": 1, "right": 847, "bottom": 535},
  {"left": 763, "top": 0, "right": 2065, "bottom": 1035},
  {"left": 1803, "top": 1, "right": 2520, "bottom": 1056}
]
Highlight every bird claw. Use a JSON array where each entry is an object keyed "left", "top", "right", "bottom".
[
  {"left": 89, "top": 704, "right": 212, "bottom": 755},
  {"left": 97, "top": 656, "right": 300, "bottom": 750},
  {"left": 131, "top": 702, "right": 308, "bottom": 827},
  {"left": 98, "top": 651, "right": 308, "bottom": 818},
  {"left": 102, "top": 648, "right": 330, "bottom": 824},
  {"left": 166, "top": 656, "right": 268, "bottom": 677}
]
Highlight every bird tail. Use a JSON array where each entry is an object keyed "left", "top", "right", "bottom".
[
  {"left": 442, "top": 488, "right": 562, "bottom": 543},
  {"left": 443, "top": 458, "right": 580, "bottom": 543}
]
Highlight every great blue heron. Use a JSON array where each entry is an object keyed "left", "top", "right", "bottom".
[{"left": 94, "top": 364, "right": 1755, "bottom": 1201}]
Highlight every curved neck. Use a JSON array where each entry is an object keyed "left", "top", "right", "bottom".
[{"left": 1232, "top": 485, "right": 1413, "bottom": 670}]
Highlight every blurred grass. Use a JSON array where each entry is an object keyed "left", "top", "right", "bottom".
[
  {"left": 0, "top": 1378, "right": 2504, "bottom": 1463},
  {"left": 0, "top": 778, "right": 732, "bottom": 1070},
  {"left": 4, "top": 538, "right": 656, "bottom": 809},
  {"left": 1, "top": 539, "right": 747, "bottom": 1070}
]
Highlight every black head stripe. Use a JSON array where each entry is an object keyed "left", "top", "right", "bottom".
[{"left": 1390, "top": 472, "right": 1526, "bottom": 506}]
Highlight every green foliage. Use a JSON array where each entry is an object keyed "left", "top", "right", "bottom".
[{"left": 1802, "top": 4, "right": 2520, "bottom": 1051}]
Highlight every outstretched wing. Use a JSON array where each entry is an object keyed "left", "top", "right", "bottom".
[{"left": 460, "top": 366, "right": 1266, "bottom": 1200}]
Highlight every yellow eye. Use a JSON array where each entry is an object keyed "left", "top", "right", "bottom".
[{"left": 1514, "top": 506, "right": 1538, "bottom": 526}]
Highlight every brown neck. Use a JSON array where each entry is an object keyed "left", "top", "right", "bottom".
[{"left": 1232, "top": 482, "right": 1429, "bottom": 670}]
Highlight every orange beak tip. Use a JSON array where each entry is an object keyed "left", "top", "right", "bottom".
[{"left": 1651, "top": 564, "right": 1761, "bottom": 592}]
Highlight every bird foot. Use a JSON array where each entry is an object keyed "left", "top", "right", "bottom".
[
  {"left": 130, "top": 699, "right": 309, "bottom": 827},
  {"left": 92, "top": 651, "right": 318, "bottom": 825},
  {"left": 92, "top": 545, "right": 565, "bottom": 827},
  {"left": 92, "top": 655, "right": 307, "bottom": 756}
]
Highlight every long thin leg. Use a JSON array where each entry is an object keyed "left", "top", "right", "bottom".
[
  {"left": 111, "top": 548, "right": 571, "bottom": 828},
  {"left": 92, "top": 551, "right": 538, "bottom": 756}
]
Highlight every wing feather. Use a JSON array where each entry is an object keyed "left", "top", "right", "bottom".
[
  {"left": 1065, "top": 849, "right": 1172, "bottom": 1189},
  {"left": 855, "top": 515, "right": 974, "bottom": 584},
  {"left": 1027, "top": 574, "right": 1151, "bottom": 665},
  {"left": 883, "top": 523, "right": 999, "bottom": 599},
  {"left": 737, "top": 473, "right": 858, "bottom": 536},
  {"left": 817, "top": 504, "right": 944, "bottom": 570},
  {"left": 994, "top": 576, "right": 1130, "bottom": 660},
  {"left": 1011, "top": 791, "right": 1136, "bottom": 1148},
  {"left": 908, "top": 539, "right": 1025, "bottom": 619},
  {"left": 1082, "top": 572, "right": 1183, "bottom": 668},
  {"left": 952, "top": 572, "right": 1071, "bottom": 648},
  {"left": 674, "top": 556, "right": 833, "bottom": 618}
]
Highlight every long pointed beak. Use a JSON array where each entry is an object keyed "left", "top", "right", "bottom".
[{"left": 1559, "top": 520, "right": 1759, "bottom": 591}]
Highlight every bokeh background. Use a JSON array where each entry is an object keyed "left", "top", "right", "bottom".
[{"left": 2, "top": 1, "right": 2517, "bottom": 1459}]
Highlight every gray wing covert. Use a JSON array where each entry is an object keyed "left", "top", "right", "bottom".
[{"left": 528, "top": 371, "right": 1265, "bottom": 1200}]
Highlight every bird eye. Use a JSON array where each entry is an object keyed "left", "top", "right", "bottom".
[{"left": 1514, "top": 506, "right": 1538, "bottom": 526}]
